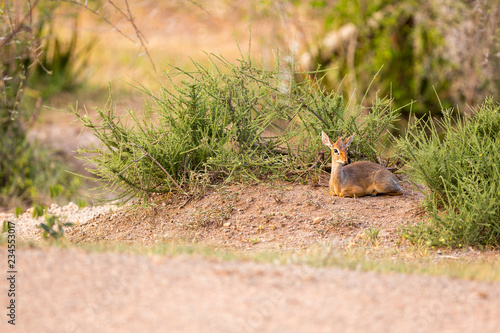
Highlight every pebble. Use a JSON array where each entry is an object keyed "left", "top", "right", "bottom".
[{"left": 312, "top": 217, "right": 323, "bottom": 224}]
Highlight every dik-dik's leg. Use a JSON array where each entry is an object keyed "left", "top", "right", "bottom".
[
  {"left": 329, "top": 187, "right": 341, "bottom": 197},
  {"left": 386, "top": 190, "right": 403, "bottom": 196},
  {"left": 340, "top": 186, "right": 366, "bottom": 198}
]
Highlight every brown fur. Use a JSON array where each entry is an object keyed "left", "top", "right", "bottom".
[{"left": 321, "top": 132, "right": 402, "bottom": 198}]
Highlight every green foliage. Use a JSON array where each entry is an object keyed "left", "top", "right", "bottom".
[
  {"left": 0, "top": 130, "right": 81, "bottom": 209},
  {"left": 318, "top": 0, "right": 499, "bottom": 116},
  {"left": 365, "top": 227, "right": 381, "bottom": 239},
  {"left": 1, "top": 221, "right": 11, "bottom": 233},
  {"left": 49, "top": 185, "right": 64, "bottom": 199},
  {"left": 77, "top": 198, "right": 88, "bottom": 209},
  {"left": 74, "top": 50, "right": 400, "bottom": 203},
  {"left": 32, "top": 204, "right": 46, "bottom": 219},
  {"left": 39, "top": 214, "right": 73, "bottom": 241},
  {"left": 396, "top": 98, "right": 500, "bottom": 247},
  {"left": 14, "top": 207, "right": 23, "bottom": 218}
]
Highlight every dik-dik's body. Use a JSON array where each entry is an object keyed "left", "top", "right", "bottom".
[{"left": 322, "top": 132, "right": 402, "bottom": 198}]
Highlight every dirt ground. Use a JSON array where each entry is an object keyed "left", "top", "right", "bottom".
[
  {"left": 4, "top": 174, "right": 500, "bottom": 333},
  {"left": 66, "top": 176, "right": 424, "bottom": 249},
  {"left": 3, "top": 246, "right": 500, "bottom": 333}
]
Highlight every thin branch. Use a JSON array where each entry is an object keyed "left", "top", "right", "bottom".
[
  {"left": 289, "top": 151, "right": 325, "bottom": 174},
  {"left": 115, "top": 149, "right": 147, "bottom": 175},
  {"left": 132, "top": 144, "right": 146, "bottom": 191},
  {"left": 61, "top": 1, "right": 134, "bottom": 39},
  {"left": 109, "top": 0, "right": 157, "bottom": 72},
  {"left": 186, "top": 0, "right": 212, "bottom": 15},
  {"left": 53, "top": 0, "right": 134, "bottom": 42},
  {"left": 0, "top": 0, "right": 42, "bottom": 48},
  {"left": 53, "top": 0, "right": 156, "bottom": 71},
  {"left": 131, "top": 143, "right": 186, "bottom": 194}
]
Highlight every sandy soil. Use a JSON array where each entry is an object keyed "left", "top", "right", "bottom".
[
  {"left": 2, "top": 246, "right": 500, "bottom": 333},
  {"left": 65, "top": 179, "right": 424, "bottom": 250}
]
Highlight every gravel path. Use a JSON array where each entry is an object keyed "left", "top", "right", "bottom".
[{"left": 3, "top": 247, "right": 500, "bottom": 333}]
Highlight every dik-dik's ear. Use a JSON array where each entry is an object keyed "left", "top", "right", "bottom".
[
  {"left": 321, "top": 131, "right": 333, "bottom": 148},
  {"left": 344, "top": 134, "right": 355, "bottom": 148}
]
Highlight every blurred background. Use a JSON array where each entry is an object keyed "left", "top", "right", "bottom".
[{"left": 1, "top": 0, "right": 499, "bottom": 211}]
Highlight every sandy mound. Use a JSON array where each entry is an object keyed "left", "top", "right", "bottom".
[{"left": 66, "top": 179, "right": 424, "bottom": 250}]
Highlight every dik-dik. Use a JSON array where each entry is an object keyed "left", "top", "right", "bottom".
[{"left": 321, "top": 131, "right": 402, "bottom": 197}]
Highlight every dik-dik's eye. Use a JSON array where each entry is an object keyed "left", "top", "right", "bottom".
[{"left": 333, "top": 148, "right": 339, "bottom": 155}]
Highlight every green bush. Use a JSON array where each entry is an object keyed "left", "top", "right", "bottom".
[
  {"left": 396, "top": 98, "right": 500, "bottom": 247},
  {"left": 74, "top": 51, "right": 400, "bottom": 203},
  {"left": 315, "top": 0, "right": 499, "bottom": 116}
]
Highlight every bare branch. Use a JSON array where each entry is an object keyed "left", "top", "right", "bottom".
[
  {"left": 53, "top": 0, "right": 134, "bottom": 43},
  {"left": 0, "top": 0, "right": 41, "bottom": 48},
  {"left": 121, "top": 0, "right": 156, "bottom": 72},
  {"left": 52, "top": 0, "right": 158, "bottom": 71}
]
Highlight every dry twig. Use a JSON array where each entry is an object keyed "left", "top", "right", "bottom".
[{"left": 55, "top": 0, "right": 156, "bottom": 71}]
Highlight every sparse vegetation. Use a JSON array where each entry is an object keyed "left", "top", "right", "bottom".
[
  {"left": 0, "top": 0, "right": 153, "bottom": 210},
  {"left": 0, "top": 1, "right": 79, "bottom": 209},
  {"left": 364, "top": 227, "right": 381, "bottom": 246},
  {"left": 18, "top": 240, "right": 500, "bottom": 282}
]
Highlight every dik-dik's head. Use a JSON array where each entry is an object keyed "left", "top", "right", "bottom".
[{"left": 321, "top": 131, "right": 354, "bottom": 165}]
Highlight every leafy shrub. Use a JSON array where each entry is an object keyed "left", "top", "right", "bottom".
[
  {"left": 75, "top": 51, "right": 400, "bottom": 203},
  {"left": 397, "top": 98, "right": 500, "bottom": 247}
]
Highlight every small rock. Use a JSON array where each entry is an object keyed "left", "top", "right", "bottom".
[
  {"left": 223, "top": 222, "right": 231, "bottom": 227},
  {"left": 67, "top": 202, "right": 78, "bottom": 211},
  {"left": 312, "top": 217, "right": 323, "bottom": 224},
  {"left": 477, "top": 291, "right": 488, "bottom": 299}
]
